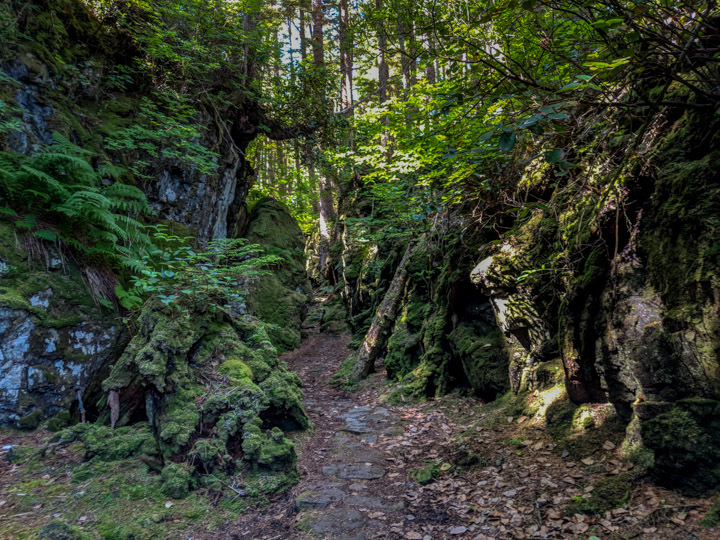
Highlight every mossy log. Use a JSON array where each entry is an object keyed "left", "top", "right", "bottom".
[{"left": 350, "top": 239, "right": 418, "bottom": 382}]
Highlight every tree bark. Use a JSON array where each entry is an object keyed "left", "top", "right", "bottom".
[
  {"left": 350, "top": 240, "right": 418, "bottom": 381},
  {"left": 299, "top": 8, "right": 308, "bottom": 62},
  {"left": 339, "top": 0, "right": 353, "bottom": 111},
  {"left": 376, "top": 0, "right": 389, "bottom": 106},
  {"left": 311, "top": 0, "right": 325, "bottom": 72}
]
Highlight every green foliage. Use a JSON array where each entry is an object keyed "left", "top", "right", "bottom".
[
  {"left": 126, "top": 230, "right": 282, "bottom": 315},
  {"left": 104, "top": 96, "right": 220, "bottom": 178},
  {"left": 702, "top": 497, "right": 720, "bottom": 528},
  {"left": 0, "top": 133, "right": 153, "bottom": 271}
]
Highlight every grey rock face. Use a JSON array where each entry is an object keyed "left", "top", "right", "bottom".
[
  {"left": 2, "top": 54, "right": 56, "bottom": 155},
  {"left": 598, "top": 246, "right": 719, "bottom": 416},
  {"left": 471, "top": 243, "right": 552, "bottom": 392},
  {"left": 146, "top": 112, "right": 254, "bottom": 244},
  {"left": 0, "top": 306, "right": 118, "bottom": 426}
]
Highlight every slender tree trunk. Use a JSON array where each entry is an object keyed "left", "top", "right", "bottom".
[
  {"left": 424, "top": 33, "right": 436, "bottom": 84},
  {"left": 339, "top": 0, "right": 353, "bottom": 111},
  {"left": 350, "top": 240, "right": 418, "bottom": 381},
  {"left": 376, "top": 0, "right": 390, "bottom": 152},
  {"left": 376, "top": 0, "right": 389, "bottom": 106},
  {"left": 299, "top": 8, "right": 308, "bottom": 62},
  {"left": 398, "top": 20, "right": 416, "bottom": 98},
  {"left": 311, "top": 0, "right": 324, "bottom": 71},
  {"left": 310, "top": 0, "right": 337, "bottom": 282}
]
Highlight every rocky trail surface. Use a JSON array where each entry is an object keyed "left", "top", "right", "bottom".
[{"left": 209, "top": 305, "right": 718, "bottom": 540}]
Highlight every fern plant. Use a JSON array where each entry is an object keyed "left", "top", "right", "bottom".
[{"left": 0, "top": 133, "right": 154, "bottom": 271}]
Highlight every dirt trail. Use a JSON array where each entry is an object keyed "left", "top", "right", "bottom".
[
  {"left": 215, "top": 306, "right": 716, "bottom": 540},
  {"left": 221, "top": 307, "right": 415, "bottom": 539}
]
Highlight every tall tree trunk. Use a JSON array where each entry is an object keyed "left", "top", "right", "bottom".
[
  {"left": 376, "top": 0, "right": 390, "bottom": 152},
  {"left": 376, "top": 0, "right": 389, "bottom": 106},
  {"left": 397, "top": 19, "right": 417, "bottom": 98},
  {"left": 311, "top": 0, "right": 324, "bottom": 72},
  {"left": 424, "top": 33, "right": 436, "bottom": 84},
  {"left": 299, "top": 8, "right": 308, "bottom": 62},
  {"left": 339, "top": 0, "right": 353, "bottom": 111},
  {"left": 350, "top": 240, "right": 418, "bottom": 382},
  {"left": 311, "top": 0, "right": 337, "bottom": 282}
]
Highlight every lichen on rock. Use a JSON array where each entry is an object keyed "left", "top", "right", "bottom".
[{"left": 0, "top": 222, "right": 121, "bottom": 428}]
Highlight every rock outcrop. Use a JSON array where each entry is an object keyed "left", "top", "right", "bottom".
[{"left": 0, "top": 223, "right": 121, "bottom": 427}]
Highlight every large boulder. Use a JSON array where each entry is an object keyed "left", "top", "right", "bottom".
[
  {"left": 243, "top": 198, "right": 312, "bottom": 352},
  {"left": 0, "top": 222, "right": 121, "bottom": 427}
]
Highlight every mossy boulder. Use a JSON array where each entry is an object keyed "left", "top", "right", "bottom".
[
  {"left": 243, "top": 198, "right": 311, "bottom": 352},
  {"left": 160, "top": 462, "right": 192, "bottom": 499},
  {"left": 565, "top": 471, "right": 638, "bottom": 515},
  {"left": 242, "top": 425, "right": 296, "bottom": 472},
  {"left": 96, "top": 299, "right": 307, "bottom": 495},
  {"left": 52, "top": 423, "right": 158, "bottom": 462},
  {"left": 46, "top": 409, "right": 71, "bottom": 432},
  {"left": 640, "top": 398, "right": 720, "bottom": 495}
]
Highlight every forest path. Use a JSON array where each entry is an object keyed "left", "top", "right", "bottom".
[
  {"left": 214, "top": 303, "right": 715, "bottom": 540},
  {"left": 223, "top": 303, "right": 424, "bottom": 539}
]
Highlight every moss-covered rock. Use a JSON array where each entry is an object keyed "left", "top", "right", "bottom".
[
  {"left": 640, "top": 398, "right": 720, "bottom": 495},
  {"left": 565, "top": 471, "right": 638, "bottom": 515},
  {"left": 94, "top": 299, "right": 307, "bottom": 495},
  {"left": 160, "top": 462, "right": 192, "bottom": 499},
  {"left": 53, "top": 423, "right": 158, "bottom": 462},
  {"left": 243, "top": 198, "right": 311, "bottom": 352},
  {"left": 46, "top": 409, "right": 71, "bottom": 432},
  {"left": 242, "top": 425, "right": 296, "bottom": 471}
]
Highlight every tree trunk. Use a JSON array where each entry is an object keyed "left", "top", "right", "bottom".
[
  {"left": 339, "top": 0, "right": 353, "bottom": 111},
  {"left": 350, "top": 240, "right": 417, "bottom": 381},
  {"left": 376, "top": 0, "right": 389, "bottom": 106},
  {"left": 299, "top": 8, "right": 308, "bottom": 62},
  {"left": 311, "top": 0, "right": 324, "bottom": 72},
  {"left": 310, "top": 0, "right": 337, "bottom": 282},
  {"left": 424, "top": 33, "right": 436, "bottom": 84},
  {"left": 398, "top": 19, "right": 416, "bottom": 98}
]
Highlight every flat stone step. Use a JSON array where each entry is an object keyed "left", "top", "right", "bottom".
[
  {"left": 322, "top": 464, "right": 386, "bottom": 480},
  {"left": 344, "top": 494, "right": 405, "bottom": 511},
  {"left": 298, "top": 508, "right": 378, "bottom": 539},
  {"left": 296, "top": 488, "right": 346, "bottom": 509}
]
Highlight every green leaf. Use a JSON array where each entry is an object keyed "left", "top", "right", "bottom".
[
  {"left": 499, "top": 132, "right": 517, "bottom": 153},
  {"left": 545, "top": 149, "right": 565, "bottom": 163},
  {"left": 33, "top": 229, "right": 58, "bottom": 242}
]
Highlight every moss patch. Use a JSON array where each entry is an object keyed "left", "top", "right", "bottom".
[{"left": 565, "top": 471, "right": 639, "bottom": 516}]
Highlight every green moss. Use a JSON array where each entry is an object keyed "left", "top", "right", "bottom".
[
  {"left": 54, "top": 424, "right": 158, "bottom": 461},
  {"left": 242, "top": 198, "right": 311, "bottom": 353},
  {"left": 320, "top": 298, "right": 348, "bottom": 333},
  {"left": 641, "top": 399, "right": 720, "bottom": 495},
  {"left": 259, "top": 371, "right": 308, "bottom": 430},
  {"left": 641, "top": 110, "right": 720, "bottom": 314},
  {"left": 17, "top": 409, "right": 43, "bottom": 429},
  {"left": 160, "top": 462, "right": 192, "bottom": 499},
  {"left": 218, "top": 358, "right": 253, "bottom": 382},
  {"left": 701, "top": 497, "right": 720, "bottom": 528},
  {"left": 329, "top": 355, "right": 359, "bottom": 390},
  {"left": 410, "top": 463, "right": 439, "bottom": 485},
  {"left": 191, "top": 439, "right": 226, "bottom": 470},
  {"left": 257, "top": 427, "right": 296, "bottom": 470},
  {"left": 46, "top": 410, "right": 71, "bottom": 432},
  {"left": 565, "top": 471, "right": 638, "bottom": 515},
  {"left": 448, "top": 322, "right": 508, "bottom": 399},
  {"left": 157, "top": 385, "right": 202, "bottom": 455},
  {"left": 544, "top": 399, "right": 625, "bottom": 459},
  {"left": 37, "top": 520, "right": 90, "bottom": 540}
]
